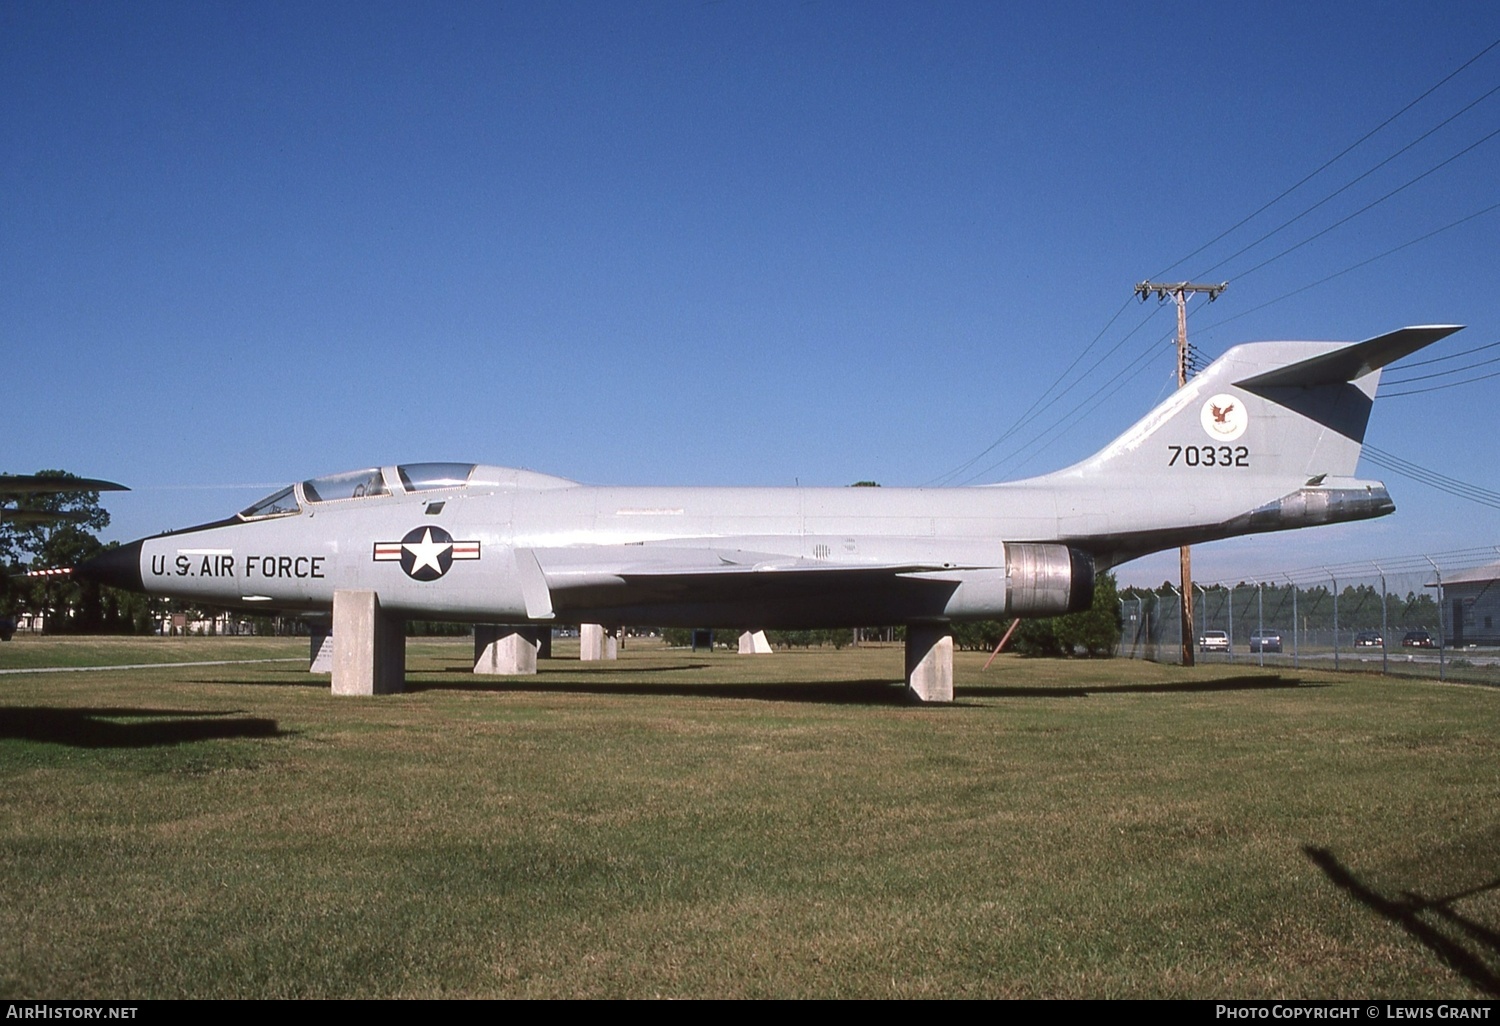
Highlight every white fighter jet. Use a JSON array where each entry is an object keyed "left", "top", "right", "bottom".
[{"left": 78, "top": 325, "right": 1459, "bottom": 698}]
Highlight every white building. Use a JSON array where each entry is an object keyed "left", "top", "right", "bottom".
[{"left": 1430, "top": 560, "right": 1500, "bottom": 647}]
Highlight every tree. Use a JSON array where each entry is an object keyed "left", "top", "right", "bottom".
[
  {"left": 28, "top": 526, "right": 106, "bottom": 632},
  {"left": 1010, "top": 616, "right": 1063, "bottom": 657},
  {"left": 1, "top": 469, "right": 111, "bottom": 564},
  {"left": 951, "top": 620, "right": 1006, "bottom": 651},
  {"left": 1055, "top": 571, "right": 1121, "bottom": 657},
  {"left": 2, "top": 470, "right": 112, "bottom": 629},
  {"left": 1010, "top": 572, "right": 1122, "bottom": 658}
]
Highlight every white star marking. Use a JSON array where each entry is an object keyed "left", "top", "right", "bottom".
[{"left": 403, "top": 528, "right": 451, "bottom": 576}]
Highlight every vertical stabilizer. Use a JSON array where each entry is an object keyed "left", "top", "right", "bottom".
[{"left": 1029, "top": 325, "right": 1462, "bottom": 565}]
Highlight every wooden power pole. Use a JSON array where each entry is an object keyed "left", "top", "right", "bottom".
[{"left": 1133, "top": 280, "right": 1227, "bottom": 667}]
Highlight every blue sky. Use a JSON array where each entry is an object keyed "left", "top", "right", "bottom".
[{"left": 4, "top": 1, "right": 1497, "bottom": 586}]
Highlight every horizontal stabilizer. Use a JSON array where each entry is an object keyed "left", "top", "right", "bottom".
[
  {"left": 0, "top": 475, "right": 128, "bottom": 496},
  {"left": 1235, "top": 325, "right": 1462, "bottom": 389}
]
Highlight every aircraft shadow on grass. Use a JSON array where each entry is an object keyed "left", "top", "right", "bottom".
[
  {"left": 404, "top": 675, "right": 917, "bottom": 706},
  {"left": 404, "top": 671, "right": 1320, "bottom": 704},
  {"left": 194, "top": 672, "right": 944, "bottom": 705},
  {"left": 962, "top": 674, "right": 1326, "bottom": 699},
  {"left": 185, "top": 660, "right": 719, "bottom": 691},
  {"left": 1304, "top": 845, "right": 1500, "bottom": 996},
  {"left": 0, "top": 706, "right": 284, "bottom": 748},
  {"left": 435, "top": 661, "right": 713, "bottom": 675},
  {"left": 194, "top": 669, "right": 1321, "bottom": 706}
]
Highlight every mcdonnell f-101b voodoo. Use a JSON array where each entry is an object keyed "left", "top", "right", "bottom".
[{"left": 79, "top": 325, "right": 1461, "bottom": 700}]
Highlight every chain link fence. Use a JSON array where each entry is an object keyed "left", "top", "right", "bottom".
[{"left": 1118, "top": 547, "right": 1500, "bottom": 685}]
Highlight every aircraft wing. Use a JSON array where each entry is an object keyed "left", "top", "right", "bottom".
[{"left": 519, "top": 545, "right": 979, "bottom": 621}]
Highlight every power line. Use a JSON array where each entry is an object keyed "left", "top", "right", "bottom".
[
  {"left": 1391, "top": 337, "right": 1500, "bottom": 370},
  {"left": 923, "top": 298, "right": 1160, "bottom": 486},
  {"left": 941, "top": 41, "right": 1500, "bottom": 491},
  {"left": 958, "top": 329, "right": 1173, "bottom": 484},
  {"left": 1378, "top": 366, "right": 1500, "bottom": 398},
  {"left": 1383, "top": 349, "right": 1500, "bottom": 385},
  {"left": 1150, "top": 38, "right": 1500, "bottom": 279},
  {"left": 1192, "top": 82, "right": 1500, "bottom": 280},
  {"left": 1364, "top": 447, "right": 1500, "bottom": 505},
  {"left": 1362, "top": 445, "right": 1500, "bottom": 509},
  {"left": 1231, "top": 124, "right": 1500, "bottom": 281},
  {"left": 1191, "top": 200, "right": 1500, "bottom": 335}
]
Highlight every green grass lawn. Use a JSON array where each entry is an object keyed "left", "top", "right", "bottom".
[
  {"left": 1, "top": 637, "right": 1496, "bottom": 998},
  {"left": 0, "top": 633, "right": 304, "bottom": 669}
]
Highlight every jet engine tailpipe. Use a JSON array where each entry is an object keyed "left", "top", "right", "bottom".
[{"left": 1005, "top": 543, "right": 1095, "bottom": 616}]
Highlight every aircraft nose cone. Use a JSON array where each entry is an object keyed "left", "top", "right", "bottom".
[{"left": 75, "top": 540, "right": 145, "bottom": 593}]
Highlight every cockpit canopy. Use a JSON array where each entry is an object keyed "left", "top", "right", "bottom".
[
  {"left": 300, "top": 468, "right": 389, "bottom": 503},
  {"left": 397, "top": 462, "right": 475, "bottom": 492},
  {"left": 238, "top": 462, "right": 479, "bottom": 520}
]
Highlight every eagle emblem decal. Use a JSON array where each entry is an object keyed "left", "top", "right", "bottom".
[{"left": 1200, "top": 393, "right": 1248, "bottom": 441}]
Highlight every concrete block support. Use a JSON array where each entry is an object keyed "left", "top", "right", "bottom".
[
  {"left": 904, "top": 623, "right": 954, "bottom": 704},
  {"left": 331, "top": 590, "right": 406, "bottom": 695},
  {"left": 309, "top": 630, "right": 334, "bottom": 673},
  {"left": 473, "top": 624, "right": 542, "bottom": 675},
  {"left": 580, "top": 623, "right": 618, "bottom": 661},
  {"left": 737, "top": 630, "right": 772, "bottom": 654},
  {"left": 537, "top": 629, "right": 553, "bottom": 660}
]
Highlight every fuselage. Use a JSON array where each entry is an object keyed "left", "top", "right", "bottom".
[
  {"left": 80, "top": 328, "right": 1468, "bottom": 632},
  {"left": 86, "top": 455, "right": 1387, "bottom": 629}
]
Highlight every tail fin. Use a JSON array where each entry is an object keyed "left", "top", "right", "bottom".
[{"left": 1036, "top": 325, "right": 1462, "bottom": 565}]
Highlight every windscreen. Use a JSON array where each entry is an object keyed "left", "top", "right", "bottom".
[{"left": 239, "top": 485, "right": 300, "bottom": 520}]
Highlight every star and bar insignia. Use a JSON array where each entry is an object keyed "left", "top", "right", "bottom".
[{"left": 373, "top": 526, "right": 480, "bottom": 581}]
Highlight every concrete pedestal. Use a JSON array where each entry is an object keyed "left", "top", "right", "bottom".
[
  {"left": 580, "top": 623, "right": 618, "bottom": 661},
  {"left": 331, "top": 590, "right": 406, "bottom": 695},
  {"left": 309, "top": 630, "right": 334, "bottom": 673},
  {"left": 474, "top": 624, "right": 542, "bottom": 675},
  {"left": 904, "top": 623, "right": 954, "bottom": 704},
  {"left": 737, "top": 630, "right": 772, "bottom": 654}
]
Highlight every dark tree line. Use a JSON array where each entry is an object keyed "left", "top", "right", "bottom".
[{"left": 1123, "top": 580, "right": 1442, "bottom": 632}]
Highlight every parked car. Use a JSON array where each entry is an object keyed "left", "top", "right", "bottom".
[
  {"left": 1248, "top": 629, "right": 1283, "bottom": 653},
  {"left": 1401, "top": 630, "right": 1437, "bottom": 649},
  {"left": 1199, "top": 630, "right": 1229, "bottom": 653},
  {"left": 1355, "top": 630, "right": 1383, "bottom": 647}
]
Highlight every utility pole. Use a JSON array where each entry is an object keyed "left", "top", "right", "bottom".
[{"left": 1134, "top": 280, "right": 1227, "bottom": 667}]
